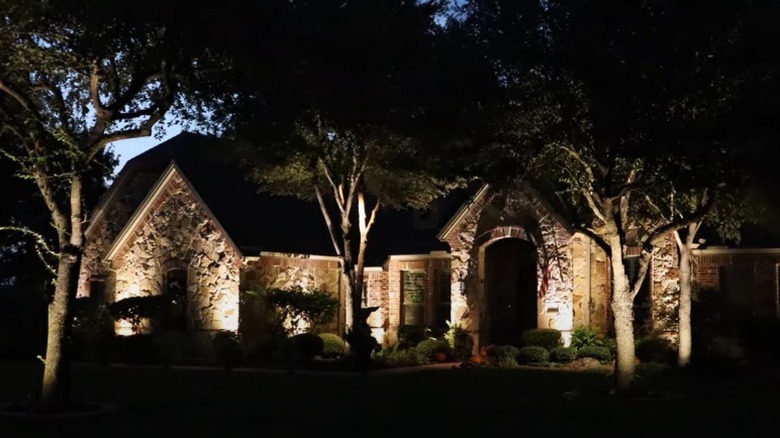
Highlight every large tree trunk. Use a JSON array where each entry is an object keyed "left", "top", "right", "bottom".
[
  {"left": 40, "top": 245, "right": 81, "bottom": 409},
  {"left": 677, "top": 224, "right": 696, "bottom": 367},
  {"left": 609, "top": 238, "right": 636, "bottom": 392},
  {"left": 611, "top": 294, "right": 636, "bottom": 391},
  {"left": 39, "top": 175, "right": 84, "bottom": 410}
]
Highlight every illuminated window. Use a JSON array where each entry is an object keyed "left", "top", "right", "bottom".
[{"left": 401, "top": 270, "right": 426, "bottom": 326}]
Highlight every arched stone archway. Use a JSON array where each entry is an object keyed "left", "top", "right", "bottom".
[{"left": 440, "top": 186, "right": 576, "bottom": 349}]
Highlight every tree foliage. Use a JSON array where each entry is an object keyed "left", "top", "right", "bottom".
[{"left": 460, "top": 0, "right": 779, "bottom": 390}]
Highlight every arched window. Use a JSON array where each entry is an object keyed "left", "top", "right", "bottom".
[{"left": 164, "top": 269, "right": 187, "bottom": 330}]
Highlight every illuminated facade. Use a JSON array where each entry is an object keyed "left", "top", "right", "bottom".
[{"left": 77, "top": 133, "right": 780, "bottom": 350}]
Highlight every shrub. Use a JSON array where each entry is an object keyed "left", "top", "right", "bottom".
[
  {"left": 372, "top": 346, "right": 427, "bottom": 367},
  {"left": 319, "top": 333, "right": 346, "bottom": 357},
  {"left": 443, "top": 321, "right": 473, "bottom": 360},
  {"left": 517, "top": 346, "right": 549, "bottom": 365},
  {"left": 263, "top": 287, "right": 339, "bottom": 335},
  {"left": 290, "top": 332, "right": 325, "bottom": 359},
  {"left": 109, "top": 295, "right": 170, "bottom": 333},
  {"left": 596, "top": 337, "right": 617, "bottom": 357},
  {"left": 398, "top": 325, "right": 431, "bottom": 349},
  {"left": 636, "top": 336, "right": 676, "bottom": 364},
  {"left": 485, "top": 345, "right": 520, "bottom": 360},
  {"left": 212, "top": 330, "right": 243, "bottom": 369},
  {"left": 522, "top": 329, "right": 562, "bottom": 350},
  {"left": 577, "top": 345, "right": 612, "bottom": 363},
  {"left": 415, "top": 339, "right": 451, "bottom": 360},
  {"left": 496, "top": 356, "right": 519, "bottom": 368},
  {"left": 71, "top": 297, "right": 114, "bottom": 364},
  {"left": 570, "top": 325, "right": 600, "bottom": 349},
  {"left": 549, "top": 346, "right": 577, "bottom": 363}
]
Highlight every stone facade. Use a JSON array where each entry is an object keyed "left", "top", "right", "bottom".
[
  {"left": 80, "top": 158, "right": 780, "bottom": 351},
  {"left": 241, "top": 253, "right": 344, "bottom": 334},
  {"left": 438, "top": 185, "right": 584, "bottom": 346},
  {"left": 79, "top": 167, "right": 242, "bottom": 335}
]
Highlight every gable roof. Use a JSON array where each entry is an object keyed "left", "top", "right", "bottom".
[
  {"left": 104, "top": 162, "right": 241, "bottom": 261},
  {"left": 98, "top": 132, "right": 468, "bottom": 265}
]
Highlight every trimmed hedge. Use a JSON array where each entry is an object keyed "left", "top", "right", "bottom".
[
  {"left": 415, "top": 339, "right": 451, "bottom": 360},
  {"left": 549, "top": 346, "right": 577, "bottom": 363},
  {"left": 577, "top": 345, "right": 612, "bottom": 362},
  {"left": 319, "top": 333, "right": 347, "bottom": 357},
  {"left": 522, "top": 329, "right": 562, "bottom": 350},
  {"left": 518, "top": 346, "right": 549, "bottom": 364}
]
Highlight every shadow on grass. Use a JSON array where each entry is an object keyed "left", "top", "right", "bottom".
[{"left": 1, "top": 360, "right": 779, "bottom": 435}]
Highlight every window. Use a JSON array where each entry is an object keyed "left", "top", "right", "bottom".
[
  {"left": 89, "top": 278, "right": 106, "bottom": 303},
  {"left": 164, "top": 269, "right": 187, "bottom": 330},
  {"left": 401, "top": 271, "right": 426, "bottom": 326},
  {"left": 434, "top": 269, "right": 451, "bottom": 329},
  {"left": 624, "top": 257, "right": 651, "bottom": 333}
]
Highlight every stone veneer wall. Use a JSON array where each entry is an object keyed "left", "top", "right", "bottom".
[
  {"left": 651, "top": 234, "right": 680, "bottom": 335},
  {"left": 110, "top": 174, "right": 241, "bottom": 334},
  {"left": 77, "top": 170, "right": 163, "bottom": 298},
  {"left": 441, "top": 185, "right": 577, "bottom": 347},
  {"left": 241, "top": 254, "right": 344, "bottom": 334},
  {"left": 588, "top": 240, "right": 611, "bottom": 335},
  {"left": 364, "top": 268, "right": 389, "bottom": 340}
]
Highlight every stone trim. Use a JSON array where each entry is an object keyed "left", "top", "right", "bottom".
[
  {"left": 694, "top": 247, "right": 780, "bottom": 255},
  {"left": 244, "top": 252, "right": 342, "bottom": 262},
  {"left": 105, "top": 161, "right": 241, "bottom": 261},
  {"left": 436, "top": 184, "right": 491, "bottom": 242}
]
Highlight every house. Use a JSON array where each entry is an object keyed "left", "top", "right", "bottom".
[{"left": 78, "top": 132, "right": 780, "bottom": 349}]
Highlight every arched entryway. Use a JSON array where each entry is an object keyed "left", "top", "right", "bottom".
[{"left": 483, "top": 238, "right": 538, "bottom": 347}]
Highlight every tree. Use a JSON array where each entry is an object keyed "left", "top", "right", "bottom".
[
  {"left": 224, "top": 0, "right": 478, "bottom": 356},
  {"left": 0, "top": 0, "right": 223, "bottom": 409},
  {"left": 461, "top": 0, "right": 768, "bottom": 391}
]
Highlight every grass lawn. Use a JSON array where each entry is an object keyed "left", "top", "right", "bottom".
[{"left": 1, "top": 360, "right": 779, "bottom": 437}]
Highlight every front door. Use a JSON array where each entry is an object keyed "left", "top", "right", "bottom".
[{"left": 484, "top": 238, "right": 537, "bottom": 346}]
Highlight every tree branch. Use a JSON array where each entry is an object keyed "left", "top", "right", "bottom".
[
  {"left": 318, "top": 159, "right": 346, "bottom": 217},
  {"left": 0, "top": 226, "right": 58, "bottom": 258},
  {"left": 0, "top": 78, "right": 43, "bottom": 122},
  {"left": 314, "top": 184, "right": 343, "bottom": 258}
]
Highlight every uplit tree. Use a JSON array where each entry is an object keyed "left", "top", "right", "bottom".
[
  {"left": 0, "top": 0, "right": 224, "bottom": 409},
  {"left": 461, "top": 0, "right": 772, "bottom": 391},
  {"left": 226, "top": 0, "right": 483, "bottom": 356}
]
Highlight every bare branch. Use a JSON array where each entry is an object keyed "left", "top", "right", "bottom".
[
  {"left": 562, "top": 145, "right": 599, "bottom": 183},
  {"left": 89, "top": 62, "right": 108, "bottom": 117},
  {"left": 314, "top": 184, "right": 343, "bottom": 258},
  {"left": 318, "top": 159, "right": 346, "bottom": 217},
  {"left": 0, "top": 226, "right": 58, "bottom": 258},
  {"left": 645, "top": 194, "right": 716, "bottom": 249},
  {"left": 114, "top": 105, "right": 159, "bottom": 120},
  {"left": 0, "top": 78, "right": 42, "bottom": 122},
  {"left": 581, "top": 187, "right": 608, "bottom": 224},
  {"left": 107, "top": 71, "right": 162, "bottom": 113},
  {"left": 629, "top": 252, "right": 652, "bottom": 300}
]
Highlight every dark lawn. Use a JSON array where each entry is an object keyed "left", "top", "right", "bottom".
[{"left": 1, "top": 360, "right": 779, "bottom": 437}]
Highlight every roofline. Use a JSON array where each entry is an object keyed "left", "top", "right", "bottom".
[
  {"left": 85, "top": 161, "right": 139, "bottom": 237},
  {"left": 436, "top": 183, "right": 491, "bottom": 242},
  {"left": 693, "top": 247, "right": 780, "bottom": 256},
  {"left": 244, "top": 252, "right": 342, "bottom": 262},
  {"left": 104, "top": 161, "right": 243, "bottom": 262}
]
